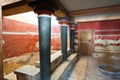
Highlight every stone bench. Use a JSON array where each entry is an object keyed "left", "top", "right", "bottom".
[{"left": 14, "top": 65, "right": 40, "bottom": 80}]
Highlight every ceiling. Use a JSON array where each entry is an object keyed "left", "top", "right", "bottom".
[
  {"left": 1, "top": 0, "right": 120, "bottom": 17},
  {"left": 59, "top": 0, "right": 120, "bottom": 11}
]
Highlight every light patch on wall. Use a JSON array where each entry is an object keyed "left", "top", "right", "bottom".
[
  {"left": 5, "top": 11, "right": 38, "bottom": 25},
  {"left": 4, "top": 11, "right": 59, "bottom": 26},
  {"left": 74, "top": 39, "right": 78, "bottom": 43},
  {"left": 35, "top": 41, "right": 39, "bottom": 48}
]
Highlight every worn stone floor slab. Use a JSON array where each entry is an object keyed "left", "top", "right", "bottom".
[
  {"left": 85, "top": 57, "right": 120, "bottom": 80},
  {"left": 67, "top": 56, "right": 120, "bottom": 80},
  {"left": 86, "top": 57, "right": 103, "bottom": 77},
  {"left": 68, "top": 56, "right": 88, "bottom": 80}
]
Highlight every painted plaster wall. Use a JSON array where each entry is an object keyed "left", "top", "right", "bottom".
[
  {"left": 2, "top": 18, "right": 61, "bottom": 59},
  {"left": 75, "top": 19, "right": 120, "bottom": 53},
  {"left": 2, "top": 17, "right": 71, "bottom": 76}
]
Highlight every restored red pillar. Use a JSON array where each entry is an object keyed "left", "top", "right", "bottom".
[{"left": 29, "top": 1, "right": 57, "bottom": 80}]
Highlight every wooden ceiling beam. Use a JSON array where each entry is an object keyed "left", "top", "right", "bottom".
[
  {"left": 52, "top": 0, "right": 69, "bottom": 17},
  {"left": 69, "top": 5, "right": 120, "bottom": 17},
  {"left": 2, "top": 4, "right": 32, "bottom": 16},
  {"left": 54, "top": 10, "right": 67, "bottom": 17},
  {"left": 2, "top": 0, "right": 32, "bottom": 16},
  {"left": 0, "top": 0, "right": 21, "bottom": 6},
  {"left": 2, "top": 0, "right": 28, "bottom": 10}
]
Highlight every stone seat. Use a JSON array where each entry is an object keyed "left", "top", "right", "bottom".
[{"left": 14, "top": 65, "right": 40, "bottom": 80}]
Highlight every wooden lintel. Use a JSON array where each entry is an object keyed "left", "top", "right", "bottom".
[
  {"left": 2, "top": 4, "right": 32, "bottom": 16},
  {"left": 0, "top": 0, "right": 21, "bottom": 6},
  {"left": 53, "top": 0, "right": 69, "bottom": 17},
  {"left": 54, "top": 10, "right": 67, "bottom": 17},
  {"left": 69, "top": 5, "right": 120, "bottom": 17}
]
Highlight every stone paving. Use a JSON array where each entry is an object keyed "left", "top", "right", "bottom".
[{"left": 67, "top": 56, "right": 120, "bottom": 80}]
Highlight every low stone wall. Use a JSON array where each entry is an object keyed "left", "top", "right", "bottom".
[
  {"left": 36, "top": 50, "right": 71, "bottom": 73},
  {"left": 3, "top": 52, "right": 39, "bottom": 75},
  {"left": 3, "top": 50, "right": 57, "bottom": 75}
]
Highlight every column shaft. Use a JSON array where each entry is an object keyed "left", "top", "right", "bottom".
[
  {"left": 70, "top": 29, "right": 75, "bottom": 52},
  {"left": 61, "top": 26, "right": 68, "bottom": 61},
  {"left": 28, "top": 1, "right": 58, "bottom": 80},
  {"left": 38, "top": 15, "right": 51, "bottom": 80}
]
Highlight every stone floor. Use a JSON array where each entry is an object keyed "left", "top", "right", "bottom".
[
  {"left": 67, "top": 56, "right": 120, "bottom": 80},
  {"left": 5, "top": 56, "right": 120, "bottom": 80}
]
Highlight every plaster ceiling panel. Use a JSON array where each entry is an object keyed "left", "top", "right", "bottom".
[{"left": 59, "top": 0, "right": 120, "bottom": 11}]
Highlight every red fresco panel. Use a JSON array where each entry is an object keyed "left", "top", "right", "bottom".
[
  {"left": 2, "top": 34, "right": 39, "bottom": 59},
  {"left": 2, "top": 18, "right": 61, "bottom": 59},
  {"left": 2, "top": 18, "right": 38, "bottom": 32}
]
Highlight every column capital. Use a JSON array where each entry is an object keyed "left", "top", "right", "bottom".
[
  {"left": 57, "top": 17, "right": 71, "bottom": 26},
  {"left": 28, "top": 0, "right": 58, "bottom": 15},
  {"left": 70, "top": 22, "right": 78, "bottom": 29}
]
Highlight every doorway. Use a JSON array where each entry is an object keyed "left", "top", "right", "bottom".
[{"left": 78, "top": 30, "right": 94, "bottom": 56}]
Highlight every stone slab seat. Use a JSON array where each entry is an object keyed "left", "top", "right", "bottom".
[{"left": 14, "top": 65, "right": 40, "bottom": 80}]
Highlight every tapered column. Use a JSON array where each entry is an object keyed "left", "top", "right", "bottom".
[
  {"left": 0, "top": 6, "right": 3, "bottom": 80},
  {"left": 29, "top": 1, "right": 57, "bottom": 80},
  {"left": 61, "top": 25, "right": 68, "bottom": 61},
  {"left": 70, "top": 23, "right": 77, "bottom": 53},
  {"left": 57, "top": 17, "right": 70, "bottom": 61},
  {"left": 38, "top": 14, "right": 51, "bottom": 80}
]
